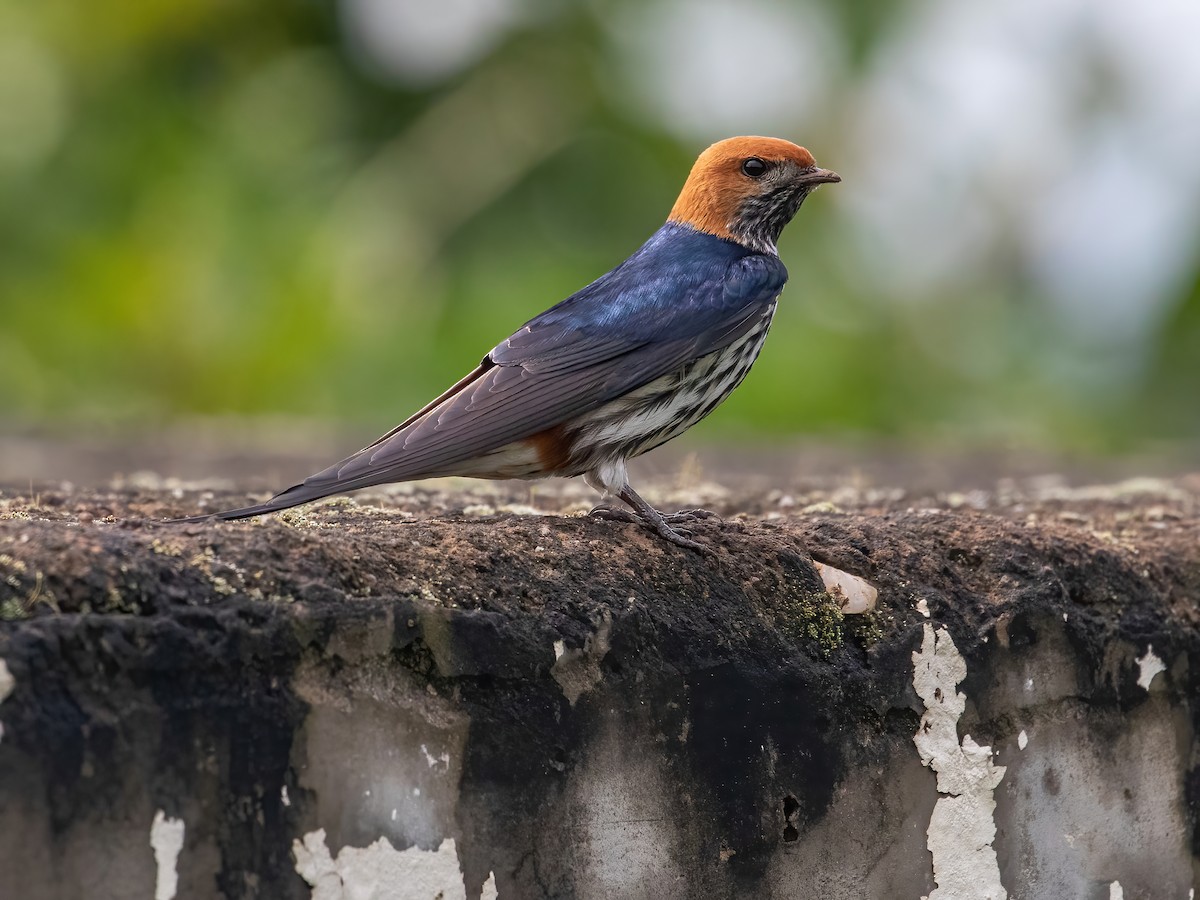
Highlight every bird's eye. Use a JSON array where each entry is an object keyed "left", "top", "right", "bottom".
[{"left": 741, "top": 157, "right": 768, "bottom": 178}]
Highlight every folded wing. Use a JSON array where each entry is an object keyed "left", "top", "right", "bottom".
[{"left": 208, "top": 249, "right": 787, "bottom": 519}]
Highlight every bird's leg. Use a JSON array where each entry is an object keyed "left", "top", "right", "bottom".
[
  {"left": 616, "top": 484, "right": 710, "bottom": 554},
  {"left": 584, "top": 463, "right": 710, "bottom": 552},
  {"left": 585, "top": 464, "right": 642, "bottom": 524}
]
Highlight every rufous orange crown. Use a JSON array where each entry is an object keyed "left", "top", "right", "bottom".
[{"left": 668, "top": 137, "right": 819, "bottom": 241}]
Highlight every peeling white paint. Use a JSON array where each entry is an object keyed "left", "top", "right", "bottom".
[
  {"left": 420, "top": 743, "right": 450, "bottom": 771},
  {"left": 150, "top": 810, "right": 186, "bottom": 900},
  {"left": 1018, "top": 730, "right": 1028, "bottom": 751},
  {"left": 814, "top": 562, "right": 877, "bottom": 614},
  {"left": 1136, "top": 645, "right": 1166, "bottom": 691},
  {"left": 551, "top": 614, "right": 612, "bottom": 705},
  {"left": 916, "top": 598, "right": 930, "bottom": 617},
  {"left": 0, "top": 658, "right": 13, "bottom": 703},
  {"left": 0, "top": 657, "right": 12, "bottom": 746},
  {"left": 294, "top": 830, "right": 478, "bottom": 900},
  {"left": 912, "top": 624, "right": 1007, "bottom": 900},
  {"left": 1109, "top": 881, "right": 1124, "bottom": 899},
  {"left": 481, "top": 871, "right": 498, "bottom": 899}
]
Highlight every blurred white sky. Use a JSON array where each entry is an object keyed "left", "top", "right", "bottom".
[
  {"left": 341, "top": 0, "right": 529, "bottom": 84},
  {"left": 343, "top": 0, "right": 1200, "bottom": 387},
  {"left": 844, "top": 0, "right": 1200, "bottom": 352}
]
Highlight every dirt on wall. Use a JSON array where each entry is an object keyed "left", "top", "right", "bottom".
[{"left": 0, "top": 469, "right": 1198, "bottom": 898}]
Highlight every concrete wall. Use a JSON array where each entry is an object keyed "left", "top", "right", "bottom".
[{"left": 0, "top": 486, "right": 1197, "bottom": 898}]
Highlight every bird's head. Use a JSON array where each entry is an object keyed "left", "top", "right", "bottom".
[{"left": 667, "top": 136, "right": 840, "bottom": 254}]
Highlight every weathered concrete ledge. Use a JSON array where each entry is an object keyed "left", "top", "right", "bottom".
[{"left": 0, "top": 475, "right": 1198, "bottom": 899}]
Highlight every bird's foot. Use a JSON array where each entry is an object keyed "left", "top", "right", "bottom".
[
  {"left": 587, "top": 503, "right": 641, "bottom": 525},
  {"left": 644, "top": 517, "right": 709, "bottom": 554},
  {"left": 662, "top": 507, "right": 720, "bottom": 525},
  {"left": 589, "top": 487, "right": 713, "bottom": 555},
  {"left": 589, "top": 502, "right": 709, "bottom": 552}
]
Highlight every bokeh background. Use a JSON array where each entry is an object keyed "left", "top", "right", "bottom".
[{"left": 2, "top": 0, "right": 1199, "bottom": 471}]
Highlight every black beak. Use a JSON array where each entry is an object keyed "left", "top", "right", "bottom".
[{"left": 798, "top": 167, "right": 841, "bottom": 187}]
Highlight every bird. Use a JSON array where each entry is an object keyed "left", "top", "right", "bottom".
[{"left": 178, "top": 136, "right": 839, "bottom": 551}]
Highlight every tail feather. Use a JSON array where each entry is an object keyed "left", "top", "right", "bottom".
[
  {"left": 164, "top": 479, "right": 357, "bottom": 524},
  {"left": 213, "top": 481, "right": 338, "bottom": 520}
]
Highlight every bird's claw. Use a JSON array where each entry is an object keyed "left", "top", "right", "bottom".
[
  {"left": 588, "top": 503, "right": 712, "bottom": 554},
  {"left": 653, "top": 522, "right": 712, "bottom": 555},
  {"left": 663, "top": 507, "right": 720, "bottom": 525},
  {"left": 588, "top": 503, "right": 641, "bottom": 524}
]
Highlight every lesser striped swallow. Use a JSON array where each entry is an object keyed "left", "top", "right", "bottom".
[{"left": 183, "top": 137, "right": 839, "bottom": 551}]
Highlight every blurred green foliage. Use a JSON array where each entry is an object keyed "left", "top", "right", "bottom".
[{"left": 1, "top": 0, "right": 1197, "bottom": 453}]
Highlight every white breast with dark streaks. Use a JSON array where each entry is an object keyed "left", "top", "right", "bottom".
[{"left": 564, "top": 301, "right": 777, "bottom": 473}]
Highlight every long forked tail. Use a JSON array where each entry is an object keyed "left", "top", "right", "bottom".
[
  {"left": 165, "top": 479, "right": 363, "bottom": 524},
  {"left": 166, "top": 362, "right": 503, "bottom": 525}
]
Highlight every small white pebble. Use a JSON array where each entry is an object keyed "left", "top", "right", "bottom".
[{"left": 814, "top": 563, "right": 877, "bottom": 614}]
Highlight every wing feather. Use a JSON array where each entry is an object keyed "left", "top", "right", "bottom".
[
  {"left": 208, "top": 230, "right": 788, "bottom": 520},
  {"left": 331, "top": 300, "right": 774, "bottom": 484}
]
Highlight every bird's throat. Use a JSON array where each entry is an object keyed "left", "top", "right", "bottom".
[{"left": 729, "top": 187, "right": 811, "bottom": 255}]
